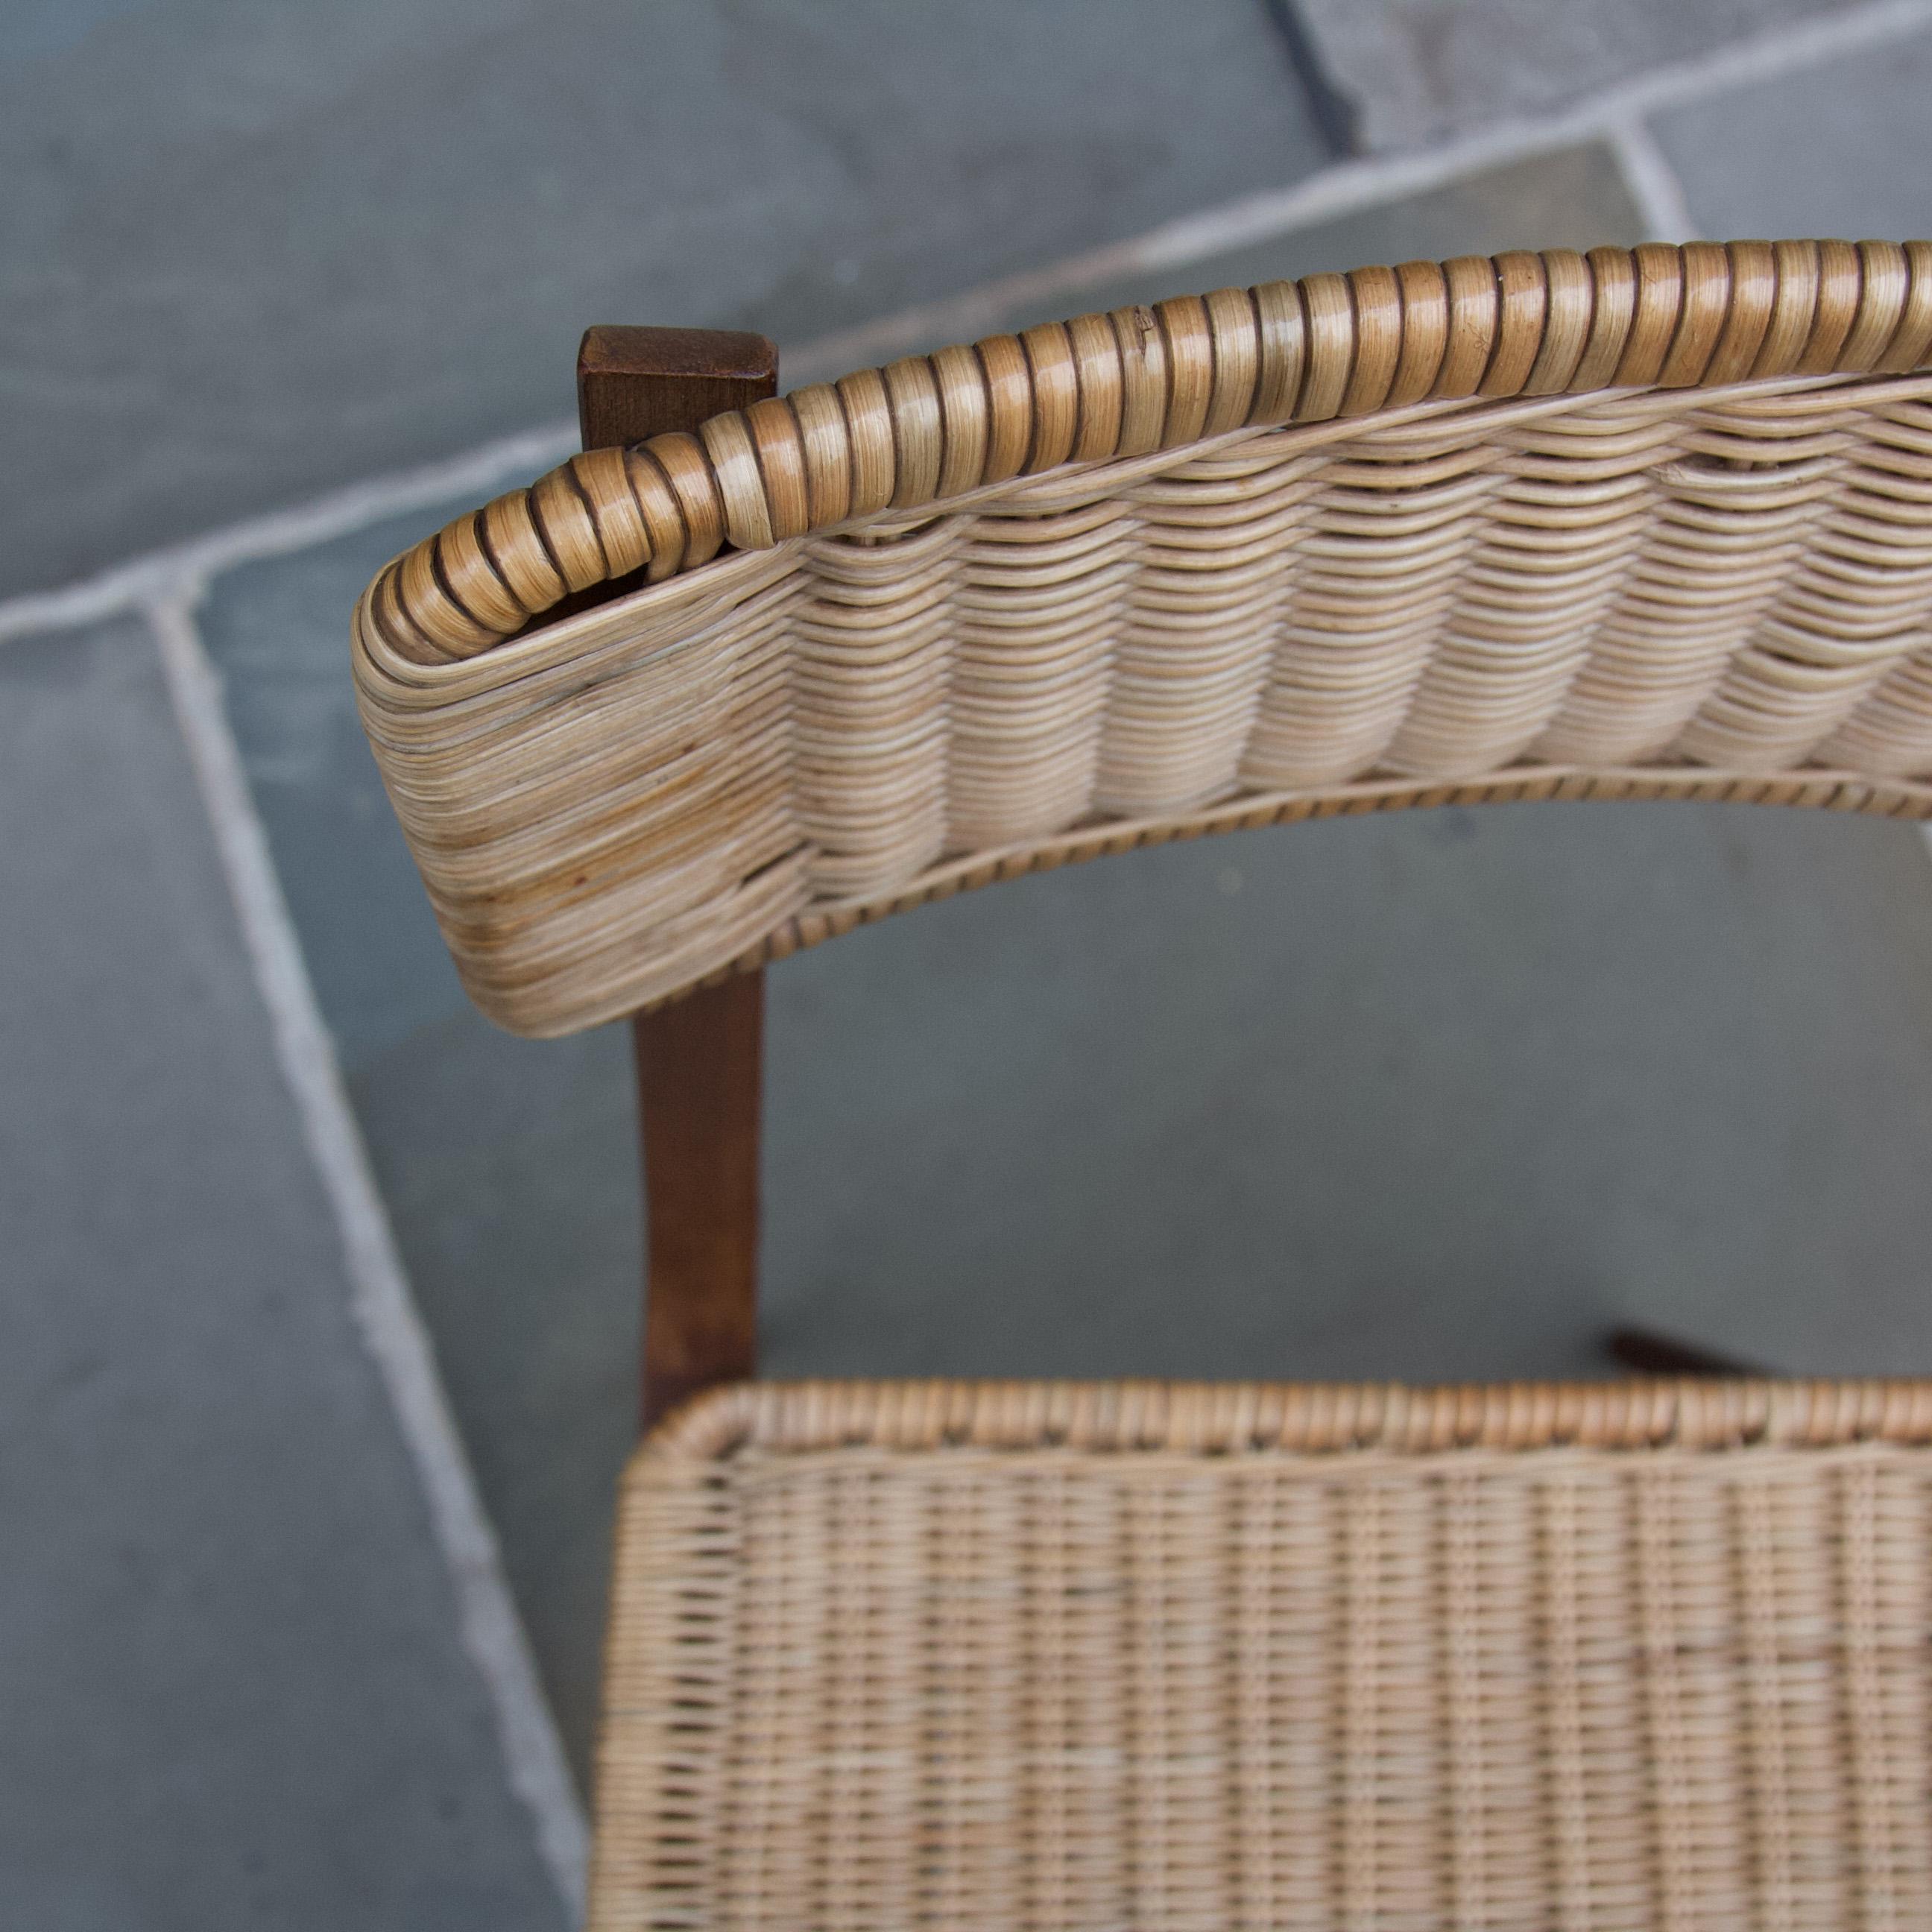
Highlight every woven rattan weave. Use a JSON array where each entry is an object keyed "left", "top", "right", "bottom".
[
  {"left": 595, "top": 1380, "right": 1932, "bottom": 1930},
  {"left": 355, "top": 241, "right": 1932, "bottom": 1035}
]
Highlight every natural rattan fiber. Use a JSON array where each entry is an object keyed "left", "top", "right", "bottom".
[
  {"left": 354, "top": 241, "right": 1932, "bottom": 1034},
  {"left": 593, "top": 1379, "right": 1932, "bottom": 1930}
]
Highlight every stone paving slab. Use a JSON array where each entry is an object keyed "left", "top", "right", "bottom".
[
  {"left": 1650, "top": 21, "right": 1932, "bottom": 238},
  {"left": 1292, "top": 0, "right": 1859, "bottom": 150},
  {"left": 0, "top": 618, "right": 563, "bottom": 1929},
  {"left": 0, "top": 0, "right": 1325, "bottom": 602},
  {"left": 762, "top": 799, "right": 1932, "bottom": 1390}
]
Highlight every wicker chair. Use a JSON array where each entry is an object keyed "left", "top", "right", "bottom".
[{"left": 357, "top": 242, "right": 1932, "bottom": 1929}]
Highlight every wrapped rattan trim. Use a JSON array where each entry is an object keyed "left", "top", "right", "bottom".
[
  {"left": 645, "top": 1376, "right": 1932, "bottom": 1462},
  {"left": 374, "top": 242, "right": 1932, "bottom": 661}
]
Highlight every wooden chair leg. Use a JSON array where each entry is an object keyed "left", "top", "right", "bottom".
[
  {"left": 633, "top": 976, "right": 764, "bottom": 1429},
  {"left": 575, "top": 324, "right": 778, "bottom": 1433}
]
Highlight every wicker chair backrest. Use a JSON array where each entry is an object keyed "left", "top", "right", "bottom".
[{"left": 354, "top": 241, "right": 1932, "bottom": 1034}]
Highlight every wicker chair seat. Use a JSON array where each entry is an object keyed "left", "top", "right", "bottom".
[{"left": 591, "top": 1379, "right": 1932, "bottom": 1930}]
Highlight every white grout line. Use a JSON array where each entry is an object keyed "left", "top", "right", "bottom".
[
  {"left": 1606, "top": 117, "right": 1700, "bottom": 245},
  {"left": 5, "top": 0, "right": 1931, "bottom": 648},
  {"left": 0, "top": 422, "right": 576, "bottom": 645},
  {"left": 1609, "top": 0, "right": 1932, "bottom": 113},
  {"left": 786, "top": 0, "right": 1932, "bottom": 381},
  {"left": 148, "top": 587, "right": 590, "bottom": 1925}
]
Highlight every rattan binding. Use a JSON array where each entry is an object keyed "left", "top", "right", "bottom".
[
  {"left": 356, "top": 240, "right": 1932, "bottom": 1034},
  {"left": 592, "top": 1377, "right": 1932, "bottom": 1930}
]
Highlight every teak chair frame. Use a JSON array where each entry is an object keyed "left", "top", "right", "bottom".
[{"left": 575, "top": 326, "right": 778, "bottom": 1431}]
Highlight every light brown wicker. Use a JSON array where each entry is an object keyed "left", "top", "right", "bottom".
[
  {"left": 598, "top": 1380, "right": 1932, "bottom": 1931},
  {"left": 355, "top": 241, "right": 1932, "bottom": 1036},
  {"left": 350, "top": 244, "right": 1932, "bottom": 1932}
]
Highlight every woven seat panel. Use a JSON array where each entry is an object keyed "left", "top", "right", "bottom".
[
  {"left": 357, "top": 373, "right": 1932, "bottom": 1035},
  {"left": 590, "top": 1380, "right": 1932, "bottom": 1932}
]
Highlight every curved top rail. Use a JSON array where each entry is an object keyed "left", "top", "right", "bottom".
[{"left": 367, "top": 240, "right": 1932, "bottom": 665}]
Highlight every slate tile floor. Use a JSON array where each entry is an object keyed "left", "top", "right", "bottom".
[
  {"left": 0, "top": 620, "right": 564, "bottom": 1930},
  {"left": 16, "top": 3, "right": 1932, "bottom": 1925},
  {"left": 0, "top": 0, "right": 1325, "bottom": 600}
]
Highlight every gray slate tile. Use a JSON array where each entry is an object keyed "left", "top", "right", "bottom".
[
  {"left": 0, "top": 0, "right": 1325, "bottom": 600},
  {"left": 763, "top": 801, "right": 1932, "bottom": 1391},
  {"left": 204, "top": 504, "right": 640, "bottom": 1783},
  {"left": 1651, "top": 24, "right": 1932, "bottom": 239},
  {"left": 344, "top": 1014, "right": 640, "bottom": 1790},
  {"left": 1293, "top": 0, "right": 1860, "bottom": 151},
  {"left": 198, "top": 530, "right": 476, "bottom": 1070},
  {"left": 0, "top": 618, "right": 564, "bottom": 1930}
]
